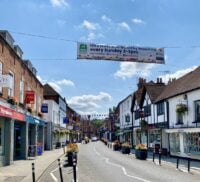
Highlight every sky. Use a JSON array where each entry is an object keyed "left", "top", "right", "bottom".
[{"left": 0, "top": 0, "right": 200, "bottom": 115}]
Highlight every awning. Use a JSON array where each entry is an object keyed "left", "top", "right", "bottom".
[
  {"left": 165, "top": 128, "right": 200, "bottom": 133},
  {"left": 26, "top": 115, "right": 45, "bottom": 126}
]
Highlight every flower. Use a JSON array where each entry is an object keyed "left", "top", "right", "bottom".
[
  {"left": 176, "top": 104, "right": 188, "bottom": 114},
  {"left": 135, "top": 144, "right": 147, "bottom": 150},
  {"left": 67, "top": 143, "right": 79, "bottom": 153},
  {"left": 122, "top": 142, "right": 131, "bottom": 148}
]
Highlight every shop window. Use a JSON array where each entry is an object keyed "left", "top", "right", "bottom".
[
  {"left": 176, "top": 114, "right": 183, "bottom": 125},
  {"left": 8, "top": 71, "right": 14, "bottom": 97},
  {"left": 169, "top": 133, "right": 180, "bottom": 154},
  {"left": 157, "top": 102, "right": 164, "bottom": 115},
  {"left": 144, "top": 105, "right": 151, "bottom": 117},
  {"left": 183, "top": 133, "right": 200, "bottom": 155},
  {"left": 0, "top": 121, "right": 4, "bottom": 155},
  {"left": 149, "top": 130, "right": 161, "bottom": 148},
  {"left": 195, "top": 101, "right": 200, "bottom": 122}
]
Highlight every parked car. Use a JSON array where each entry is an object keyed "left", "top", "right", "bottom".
[{"left": 91, "top": 136, "right": 98, "bottom": 142}]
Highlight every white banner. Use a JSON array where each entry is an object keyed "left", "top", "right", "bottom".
[
  {"left": 77, "top": 42, "right": 165, "bottom": 64},
  {"left": 0, "top": 75, "right": 11, "bottom": 88}
]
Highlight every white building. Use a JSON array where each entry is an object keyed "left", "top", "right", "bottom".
[
  {"left": 156, "top": 66, "right": 200, "bottom": 159},
  {"left": 118, "top": 94, "right": 133, "bottom": 143}
]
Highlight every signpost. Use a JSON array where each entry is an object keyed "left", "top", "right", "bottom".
[
  {"left": 41, "top": 103, "right": 48, "bottom": 113},
  {"left": 77, "top": 42, "right": 165, "bottom": 64}
]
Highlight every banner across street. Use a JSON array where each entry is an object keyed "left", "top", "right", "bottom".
[{"left": 77, "top": 42, "right": 165, "bottom": 64}]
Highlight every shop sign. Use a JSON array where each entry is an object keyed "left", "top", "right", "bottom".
[
  {"left": 41, "top": 103, "right": 48, "bottom": 113},
  {"left": 63, "top": 117, "right": 69, "bottom": 124},
  {"left": 25, "top": 91, "right": 35, "bottom": 104},
  {"left": 77, "top": 42, "right": 165, "bottom": 64},
  {"left": 0, "top": 105, "right": 24, "bottom": 121},
  {"left": 0, "top": 75, "right": 11, "bottom": 88}
]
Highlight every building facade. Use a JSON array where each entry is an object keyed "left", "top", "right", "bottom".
[{"left": 0, "top": 30, "right": 45, "bottom": 167}]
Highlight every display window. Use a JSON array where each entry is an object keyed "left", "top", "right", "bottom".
[
  {"left": 0, "top": 120, "right": 4, "bottom": 156},
  {"left": 170, "top": 133, "right": 180, "bottom": 154}
]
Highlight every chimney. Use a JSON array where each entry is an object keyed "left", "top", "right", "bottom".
[
  {"left": 137, "top": 77, "right": 146, "bottom": 89},
  {"left": 168, "top": 78, "right": 172, "bottom": 84},
  {"left": 159, "top": 78, "right": 163, "bottom": 83},
  {"left": 157, "top": 78, "right": 160, "bottom": 83}
]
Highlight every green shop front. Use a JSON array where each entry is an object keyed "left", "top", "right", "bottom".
[{"left": 26, "top": 115, "right": 45, "bottom": 157}]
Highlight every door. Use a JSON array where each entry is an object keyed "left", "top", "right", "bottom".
[{"left": 14, "top": 124, "right": 22, "bottom": 160}]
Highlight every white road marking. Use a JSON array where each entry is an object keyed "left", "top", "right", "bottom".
[
  {"left": 50, "top": 167, "right": 59, "bottom": 182},
  {"left": 93, "top": 145, "right": 151, "bottom": 182}
]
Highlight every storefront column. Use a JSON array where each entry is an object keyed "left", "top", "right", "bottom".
[
  {"left": 46, "top": 122, "right": 53, "bottom": 150},
  {"left": 4, "top": 118, "right": 14, "bottom": 165}
]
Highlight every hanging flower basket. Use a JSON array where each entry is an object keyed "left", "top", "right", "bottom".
[
  {"left": 7, "top": 97, "right": 17, "bottom": 105},
  {"left": 176, "top": 104, "right": 188, "bottom": 115}
]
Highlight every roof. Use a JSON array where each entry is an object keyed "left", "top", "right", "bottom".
[
  {"left": 44, "top": 84, "right": 59, "bottom": 96},
  {"left": 130, "top": 88, "right": 143, "bottom": 112},
  {"left": 144, "top": 83, "right": 165, "bottom": 103},
  {"left": 156, "top": 66, "right": 200, "bottom": 102}
]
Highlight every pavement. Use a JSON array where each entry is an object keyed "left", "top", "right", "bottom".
[
  {"left": 0, "top": 147, "right": 65, "bottom": 182},
  {"left": 38, "top": 141, "right": 200, "bottom": 182}
]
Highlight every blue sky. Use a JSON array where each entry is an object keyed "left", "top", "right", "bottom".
[{"left": 0, "top": 0, "right": 200, "bottom": 115}]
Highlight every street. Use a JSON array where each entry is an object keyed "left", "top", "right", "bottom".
[{"left": 38, "top": 142, "right": 200, "bottom": 182}]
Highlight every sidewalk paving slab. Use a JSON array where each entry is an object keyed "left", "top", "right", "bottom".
[{"left": 0, "top": 148, "right": 65, "bottom": 182}]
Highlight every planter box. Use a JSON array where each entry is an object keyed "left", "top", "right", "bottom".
[
  {"left": 121, "top": 147, "right": 131, "bottom": 154},
  {"left": 67, "top": 152, "right": 77, "bottom": 166},
  {"left": 113, "top": 145, "right": 121, "bottom": 151},
  {"left": 135, "top": 149, "right": 147, "bottom": 160}
]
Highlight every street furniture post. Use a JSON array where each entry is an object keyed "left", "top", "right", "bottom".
[
  {"left": 188, "top": 158, "right": 190, "bottom": 172},
  {"left": 73, "top": 158, "right": 77, "bottom": 182},
  {"left": 58, "top": 159, "right": 64, "bottom": 182},
  {"left": 32, "top": 163, "right": 35, "bottom": 182},
  {"left": 176, "top": 157, "right": 179, "bottom": 169},
  {"left": 159, "top": 149, "right": 162, "bottom": 166}
]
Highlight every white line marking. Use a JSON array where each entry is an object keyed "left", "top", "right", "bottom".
[
  {"left": 93, "top": 145, "right": 151, "bottom": 182},
  {"left": 50, "top": 167, "right": 59, "bottom": 182}
]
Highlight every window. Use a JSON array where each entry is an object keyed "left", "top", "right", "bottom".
[
  {"left": 8, "top": 71, "right": 14, "bottom": 97},
  {"left": 19, "top": 80, "right": 24, "bottom": 103},
  {"left": 0, "top": 120, "right": 4, "bottom": 156},
  {"left": 38, "top": 96, "right": 41, "bottom": 112},
  {"left": 176, "top": 113, "right": 183, "bottom": 125},
  {"left": 195, "top": 101, "right": 200, "bottom": 122},
  {"left": 157, "top": 102, "right": 164, "bottom": 115},
  {"left": 170, "top": 133, "right": 180, "bottom": 154},
  {"left": 144, "top": 105, "right": 151, "bottom": 117},
  {"left": 135, "top": 110, "right": 140, "bottom": 120},
  {"left": 0, "top": 62, "right": 2, "bottom": 93}
]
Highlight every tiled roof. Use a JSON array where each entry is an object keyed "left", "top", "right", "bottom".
[
  {"left": 144, "top": 83, "right": 166, "bottom": 103},
  {"left": 44, "top": 84, "right": 59, "bottom": 96},
  {"left": 156, "top": 66, "right": 200, "bottom": 102}
]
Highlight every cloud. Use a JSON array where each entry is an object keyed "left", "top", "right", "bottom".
[
  {"left": 159, "top": 66, "right": 198, "bottom": 83},
  {"left": 101, "top": 15, "right": 112, "bottom": 23},
  {"left": 57, "top": 79, "right": 75, "bottom": 87},
  {"left": 132, "top": 18, "right": 145, "bottom": 24},
  {"left": 50, "top": 0, "right": 68, "bottom": 8},
  {"left": 81, "top": 32, "right": 104, "bottom": 41},
  {"left": 37, "top": 76, "right": 74, "bottom": 93},
  {"left": 67, "top": 92, "right": 112, "bottom": 113},
  {"left": 118, "top": 22, "right": 131, "bottom": 31},
  {"left": 114, "top": 62, "right": 156, "bottom": 80},
  {"left": 81, "top": 20, "right": 100, "bottom": 31}
]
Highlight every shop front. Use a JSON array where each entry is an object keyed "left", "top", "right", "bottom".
[
  {"left": 0, "top": 104, "right": 25, "bottom": 166},
  {"left": 26, "top": 115, "right": 45, "bottom": 157},
  {"left": 167, "top": 128, "right": 200, "bottom": 160}
]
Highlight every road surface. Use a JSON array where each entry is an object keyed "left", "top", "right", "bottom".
[{"left": 38, "top": 141, "right": 200, "bottom": 182}]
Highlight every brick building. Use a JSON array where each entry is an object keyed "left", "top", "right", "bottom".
[{"left": 0, "top": 30, "right": 45, "bottom": 167}]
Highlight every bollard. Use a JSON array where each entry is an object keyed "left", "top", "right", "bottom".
[
  {"left": 153, "top": 152, "right": 155, "bottom": 162},
  {"left": 159, "top": 150, "right": 161, "bottom": 166},
  {"left": 63, "top": 146, "right": 66, "bottom": 154},
  {"left": 176, "top": 157, "right": 179, "bottom": 169},
  {"left": 188, "top": 158, "right": 190, "bottom": 172},
  {"left": 73, "top": 160, "right": 77, "bottom": 182},
  {"left": 32, "top": 163, "right": 35, "bottom": 182},
  {"left": 58, "top": 159, "right": 64, "bottom": 182}
]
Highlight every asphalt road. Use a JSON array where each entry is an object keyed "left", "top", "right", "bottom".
[{"left": 38, "top": 142, "right": 200, "bottom": 182}]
